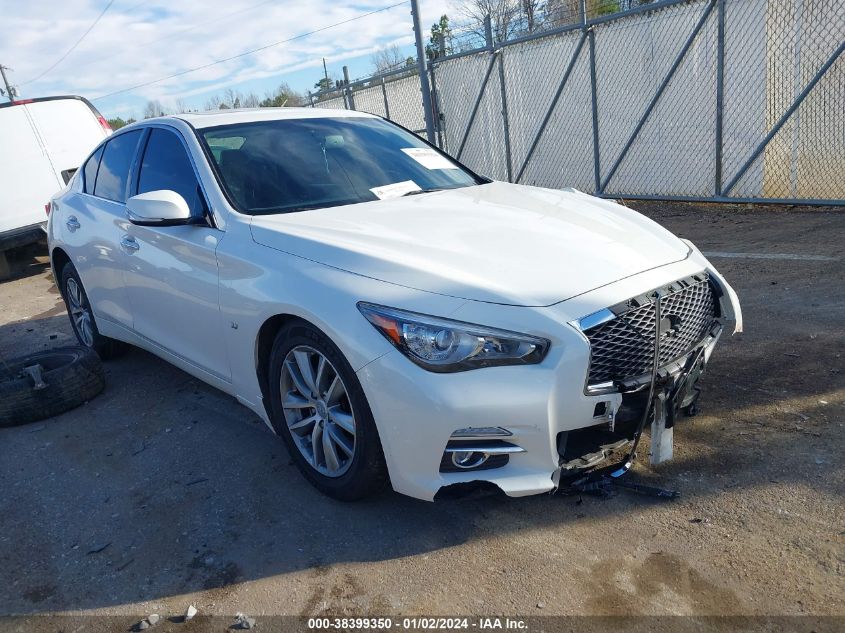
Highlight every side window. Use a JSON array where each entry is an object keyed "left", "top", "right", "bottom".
[
  {"left": 82, "top": 145, "right": 104, "bottom": 194},
  {"left": 94, "top": 130, "right": 142, "bottom": 203},
  {"left": 137, "top": 128, "right": 207, "bottom": 218}
]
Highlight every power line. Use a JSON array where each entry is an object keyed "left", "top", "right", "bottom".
[
  {"left": 22, "top": 0, "right": 116, "bottom": 86},
  {"left": 140, "top": 0, "right": 280, "bottom": 48},
  {"left": 92, "top": 1, "right": 408, "bottom": 101},
  {"left": 56, "top": 0, "right": 282, "bottom": 80}
]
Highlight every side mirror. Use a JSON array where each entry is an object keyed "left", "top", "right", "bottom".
[{"left": 127, "top": 190, "right": 192, "bottom": 226}]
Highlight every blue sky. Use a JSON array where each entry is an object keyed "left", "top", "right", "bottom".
[{"left": 0, "top": 0, "right": 452, "bottom": 119}]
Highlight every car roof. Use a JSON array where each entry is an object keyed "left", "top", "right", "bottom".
[{"left": 167, "top": 107, "right": 377, "bottom": 129}]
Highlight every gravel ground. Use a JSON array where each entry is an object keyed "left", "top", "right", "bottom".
[{"left": 0, "top": 203, "right": 842, "bottom": 626}]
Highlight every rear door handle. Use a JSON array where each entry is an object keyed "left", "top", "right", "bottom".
[
  {"left": 66, "top": 216, "right": 80, "bottom": 232},
  {"left": 120, "top": 236, "right": 140, "bottom": 252}
]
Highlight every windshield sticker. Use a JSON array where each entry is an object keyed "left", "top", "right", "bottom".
[
  {"left": 370, "top": 180, "right": 422, "bottom": 200},
  {"left": 401, "top": 148, "right": 459, "bottom": 170}
]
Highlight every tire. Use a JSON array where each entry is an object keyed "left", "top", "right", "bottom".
[
  {"left": 60, "top": 262, "right": 128, "bottom": 360},
  {"left": 0, "top": 346, "right": 105, "bottom": 427},
  {"left": 268, "top": 321, "right": 388, "bottom": 501}
]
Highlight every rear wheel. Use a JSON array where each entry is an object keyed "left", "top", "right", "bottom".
[
  {"left": 60, "top": 262, "right": 128, "bottom": 360},
  {"left": 268, "top": 321, "right": 388, "bottom": 500}
]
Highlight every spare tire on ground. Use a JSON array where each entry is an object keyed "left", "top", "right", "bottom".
[{"left": 0, "top": 346, "right": 105, "bottom": 427}]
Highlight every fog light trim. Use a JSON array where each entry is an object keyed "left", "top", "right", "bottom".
[
  {"left": 450, "top": 427, "right": 512, "bottom": 438},
  {"left": 451, "top": 451, "right": 489, "bottom": 469}
]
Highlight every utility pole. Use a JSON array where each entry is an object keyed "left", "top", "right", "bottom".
[
  {"left": 410, "top": 0, "right": 436, "bottom": 144},
  {"left": 342, "top": 66, "right": 355, "bottom": 110},
  {"left": 322, "top": 57, "right": 330, "bottom": 90},
  {"left": 0, "top": 65, "right": 15, "bottom": 103}
]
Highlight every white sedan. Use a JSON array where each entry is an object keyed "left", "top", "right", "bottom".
[{"left": 47, "top": 109, "right": 741, "bottom": 501}]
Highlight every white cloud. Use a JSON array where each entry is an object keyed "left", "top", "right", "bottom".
[{"left": 0, "top": 0, "right": 453, "bottom": 112}]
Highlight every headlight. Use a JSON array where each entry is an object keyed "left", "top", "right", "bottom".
[{"left": 357, "top": 302, "right": 550, "bottom": 373}]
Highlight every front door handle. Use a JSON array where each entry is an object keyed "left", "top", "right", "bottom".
[
  {"left": 120, "top": 236, "right": 140, "bottom": 252},
  {"left": 66, "top": 216, "right": 80, "bottom": 232}
]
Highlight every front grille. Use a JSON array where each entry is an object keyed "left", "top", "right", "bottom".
[{"left": 583, "top": 274, "right": 717, "bottom": 386}]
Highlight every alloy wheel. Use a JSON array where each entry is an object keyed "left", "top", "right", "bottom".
[
  {"left": 66, "top": 278, "right": 94, "bottom": 347},
  {"left": 280, "top": 345, "right": 357, "bottom": 477}
]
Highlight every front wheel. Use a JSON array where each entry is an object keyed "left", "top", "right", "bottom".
[{"left": 268, "top": 321, "right": 388, "bottom": 500}]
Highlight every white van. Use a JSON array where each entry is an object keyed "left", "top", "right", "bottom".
[{"left": 0, "top": 95, "right": 111, "bottom": 275}]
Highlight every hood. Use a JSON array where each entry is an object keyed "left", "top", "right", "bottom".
[{"left": 249, "top": 182, "right": 690, "bottom": 306}]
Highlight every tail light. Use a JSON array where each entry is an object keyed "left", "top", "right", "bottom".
[{"left": 97, "top": 115, "right": 112, "bottom": 133}]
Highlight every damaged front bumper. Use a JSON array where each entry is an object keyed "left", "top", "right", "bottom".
[
  {"left": 553, "top": 324, "right": 721, "bottom": 495},
  {"left": 357, "top": 253, "right": 741, "bottom": 502}
]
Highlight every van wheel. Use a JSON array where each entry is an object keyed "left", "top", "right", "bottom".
[
  {"left": 60, "top": 262, "right": 128, "bottom": 360},
  {"left": 268, "top": 321, "right": 388, "bottom": 501},
  {"left": 0, "top": 347, "right": 105, "bottom": 427}
]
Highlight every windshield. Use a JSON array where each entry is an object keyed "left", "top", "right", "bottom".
[{"left": 199, "top": 116, "right": 483, "bottom": 215}]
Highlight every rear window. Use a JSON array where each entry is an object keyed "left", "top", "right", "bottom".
[
  {"left": 94, "top": 130, "right": 142, "bottom": 202},
  {"left": 83, "top": 146, "right": 104, "bottom": 194}
]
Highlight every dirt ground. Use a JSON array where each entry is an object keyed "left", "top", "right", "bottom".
[{"left": 0, "top": 203, "right": 843, "bottom": 628}]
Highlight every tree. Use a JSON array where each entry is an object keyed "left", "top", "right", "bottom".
[
  {"left": 426, "top": 15, "right": 452, "bottom": 59},
  {"left": 106, "top": 116, "right": 136, "bottom": 130},
  {"left": 543, "top": 0, "right": 581, "bottom": 28},
  {"left": 204, "top": 95, "right": 223, "bottom": 110},
  {"left": 521, "top": 0, "right": 539, "bottom": 32},
  {"left": 259, "top": 82, "right": 305, "bottom": 107},
  {"left": 543, "top": 0, "right": 626, "bottom": 27},
  {"left": 143, "top": 100, "right": 165, "bottom": 119},
  {"left": 223, "top": 88, "right": 239, "bottom": 109},
  {"left": 455, "top": 0, "right": 517, "bottom": 45},
  {"left": 241, "top": 92, "right": 260, "bottom": 108},
  {"left": 591, "top": 0, "right": 622, "bottom": 17},
  {"left": 371, "top": 43, "right": 407, "bottom": 74},
  {"left": 455, "top": 0, "right": 546, "bottom": 44},
  {"left": 314, "top": 76, "right": 334, "bottom": 91}
]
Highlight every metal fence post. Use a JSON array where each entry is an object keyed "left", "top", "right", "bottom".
[
  {"left": 307, "top": 90, "right": 315, "bottom": 107},
  {"left": 588, "top": 27, "right": 602, "bottom": 194},
  {"left": 429, "top": 64, "right": 444, "bottom": 149},
  {"left": 484, "top": 15, "right": 494, "bottom": 48},
  {"left": 410, "top": 0, "right": 437, "bottom": 144},
  {"left": 433, "top": 32, "right": 446, "bottom": 149},
  {"left": 714, "top": 0, "right": 725, "bottom": 195},
  {"left": 497, "top": 50, "right": 513, "bottom": 182},
  {"left": 343, "top": 66, "right": 355, "bottom": 110},
  {"left": 380, "top": 77, "right": 391, "bottom": 119}
]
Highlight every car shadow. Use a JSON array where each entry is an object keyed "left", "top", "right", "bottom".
[{"left": 0, "top": 284, "right": 841, "bottom": 615}]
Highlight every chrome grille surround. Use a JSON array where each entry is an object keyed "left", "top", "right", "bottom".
[{"left": 579, "top": 273, "right": 718, "bottom": 389}]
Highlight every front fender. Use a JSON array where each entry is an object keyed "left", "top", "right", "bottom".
[{"left": 685, "top": 239, "right": 743, "bottom": 333}]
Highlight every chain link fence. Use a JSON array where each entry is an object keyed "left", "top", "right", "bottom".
[
  {"left": 311, "top": 68, "right": 427, "bottom": 135},
  {"left": 310, "top": 0, "right": 844, "bottom": 205}
]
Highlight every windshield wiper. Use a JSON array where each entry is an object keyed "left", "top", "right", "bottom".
[{"left": 402, "top": 187, "right": 445, "bottom": 197}]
